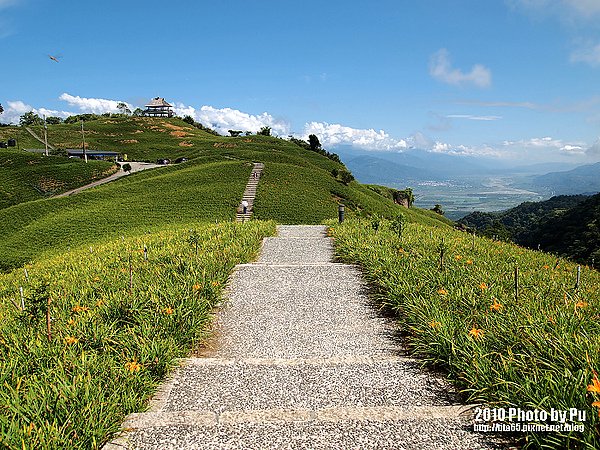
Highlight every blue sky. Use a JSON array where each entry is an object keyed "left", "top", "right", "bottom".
[{"left": 1, "top": 0, "right": 600, "bottom": 163}]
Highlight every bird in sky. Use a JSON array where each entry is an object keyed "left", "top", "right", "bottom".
[{"left": 48, "top": 55, "right": 60, "bottom": 63}]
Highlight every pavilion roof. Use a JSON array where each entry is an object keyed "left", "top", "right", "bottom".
[{"left": 145, "top": 97, "right": 172, "bottom": 108}]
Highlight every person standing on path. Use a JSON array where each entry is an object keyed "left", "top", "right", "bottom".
[{"left": 241, "top": 200, "right": 249, "bottom": 214}]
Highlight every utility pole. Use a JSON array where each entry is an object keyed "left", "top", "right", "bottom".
[
  {"left": 81, "top": 120, "right": 87, "bottom": 163},
  {"left": 43, "top": 115, "right": 49, "bottom": 156}
]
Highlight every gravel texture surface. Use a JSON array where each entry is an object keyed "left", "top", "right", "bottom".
[
  {"left": 105, "top": 225, "right": 506, "bottom": 450},
  {"left": 164, "top": 358, "right": 455, "bottom": 412},
  {"left": 216, "top": 264, "right": 398, "bottom": 359},
  {"left": 122, "top": 419, "right": 505, "bottom": 450}
]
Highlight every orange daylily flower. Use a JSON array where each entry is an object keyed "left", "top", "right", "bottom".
[
  {"left": 469, "top": 327, "right": 484, "bottom": 339},
  {"left": 587, "top": 376, "right": 600, "bottom": 393},
  {"left": 592, "top": 401, "right": 600, "bottom": 408},
  {"left": 437, "top": 288, "right": 448, "bottom": 295},
  {"left": 65, "top": 336, "right": 78, "bottom": 345},
  {"left": 164, "top": 307, "right": 174, "bottom": 315},
  {"left": 72, "top": 305, "right": 89, "bottom": 313},
  {"left": 192, "top": 283, "right": 202, "bottom": 291},
  {"left": 125, "top": 360, "right": 142, "bottom": 373},
  {"left": 490, "top": 299, "right": 502, "bottom": 312},
  {"left": 575, "top": 301, "right": 588, "bottom": 309},
  {"left": 455, "top": 255, "right": 462, "bottom": 260},
  {"left": 211, "top": 280, "right": 220, "bottom": 287},
  {"left": 466, "top": 260, "right": 473, "bottom": 265},
  {"left": 429, "top": 320, "right": 441, "bottom": 329},
  {"left": 479, "top": 282, "right": 488, "bottom": 291}
]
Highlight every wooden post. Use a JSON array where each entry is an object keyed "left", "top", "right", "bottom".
[
  {"left": 514, "top": 266, "right": 519, "bottom": 302},
  {"left": 19, "top": 286, "right": 25, "bottom": 309},
  {"left": 575, "top": 265, "right": 581, "bottom": 290},
  {"left": 46, "top": 298, "right": 52, "bottom": 341},
  {"left": 129, "top": 254, "right": 133, "bottom": 295}
]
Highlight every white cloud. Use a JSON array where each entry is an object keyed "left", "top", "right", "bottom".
[
  {"left": 198, "top": 106, "right": 290, "bottom": 136},
  {"left": 586, "top": 139, "right": 600, "bottom": 156},
  {"left": 503, "top": 136, "right": 587, "bottom": 154},
  {"left": 172, "top": 103, "right": 290, "bottom": 136},
  {"left": 570, "top": 42, "right": 600, "bottom": 67},
  {"left": 429, "top": 49, "right": 491, "bottom": 88},
  {"left": 0, "top": 100, "right": 73, "bottom": 124},
  {"left": 59, "top": 93, "right": 131, "bottom": 114},
  {"left": 302, "top": 122, "right": 408, "bottom": 151},
  {"left": 446, "top": 114, "right": 502, "bottom": 121}
]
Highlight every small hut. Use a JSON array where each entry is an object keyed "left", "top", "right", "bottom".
[{"left": 143, "top": 97, "right": 174, "bottom": 117}]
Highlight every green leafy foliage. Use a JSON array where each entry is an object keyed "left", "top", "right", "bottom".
[
  {"left": 0, "top": 220, "right": 276, "bottom": 449},
  {"left": 0, "top": 150, "right": 116, "bottom": 209},
  {"left": 0, "top": 159, "right": 249, "bottom": 271},
  {"left": 460, "top": 194, "right": 597, "bottom": 264},
  {"left": 330, "top": 218, "right": 600, "bottom": 448}
]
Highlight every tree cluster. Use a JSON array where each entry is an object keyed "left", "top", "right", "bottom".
[
  {"left": 181, "top": 115, "right": 220, "bottom": 136},
  {"left": 289, "top": 135, "right": 341, "bottom": 164}
]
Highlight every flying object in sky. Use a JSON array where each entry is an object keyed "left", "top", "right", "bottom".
[{"left": 48, "top": 55, "right": 60, "bottom": 63}]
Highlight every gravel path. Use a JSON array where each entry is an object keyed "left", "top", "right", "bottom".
[
  {"left": 55, "top": 162, "right": 162, "bottom": 198},
  {"left": 104, "top": 225, "right": 508, "bottom": 449}
]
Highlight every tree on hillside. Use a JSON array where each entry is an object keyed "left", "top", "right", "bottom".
[
  {"left": 117, "top": 102, "right": 131, "bottom": 115},
  {"left": 338, "top": 169, "right": 355, "bottom": 185},
  {"left": 431, "top": 204, "right": 444, "bottom": 215},
  {"left": 228, "top": 130, "right": 243, "bottom": 137},
  {"left": 257, "top": 126, "right": 271, "bottom": 136},
  {"left": 20, "top": 111, "right": 43, "bottom": 126},
  {"left": 308, "top": 134, "right": 321, "bottom": 151},
  {"left": 394, "top": 188, "right": 414, "bottom": 208},
  {"left": 46, "top": 116, "right": 63, "bottom": 125},
  {"left": 0, "top": 103, "right": 4, "bottom": 115},
  {"left": 182, "top": 115, "right": 195, "bottom": 125},
  {"left": 132, "top": 108, "right": 144, "bottom": 116}
]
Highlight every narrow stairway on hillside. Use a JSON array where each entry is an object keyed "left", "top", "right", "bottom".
[
  {"left": 104, "top": 225, "right": 507, "bottom": 450},
  {"left": 235, "top": 162, "right": 264, "bottom": 222}
]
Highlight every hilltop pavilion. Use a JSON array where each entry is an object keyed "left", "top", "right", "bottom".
[{"left": 143, "top": 97, "right": 174, "bottom": 117}]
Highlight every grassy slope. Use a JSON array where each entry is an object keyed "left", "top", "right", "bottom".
[
  {"left": 0, "top": 150, "right": 116, "bottom": 209},
  {"left": 0, "top": 158, "right": 249, "bottom": 271},
  {"left": 0, "top": 126, "right": 43, "bottom": 149},
  {"left": 0, "top": 117, "right": 449, "bottom": 271},
  {"left": 331, "top": 219, "right": 600, "bottom": 448},
  {"left": 0, "top": 221, "right": 276, "bottom": 449}
]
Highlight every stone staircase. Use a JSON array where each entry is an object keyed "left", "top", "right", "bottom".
[
  {"left": 103, "top": 226, "right": 505, "bottom": 450},
  {"left": 235, "top": 162, "right": 264, "bottom": 222}
]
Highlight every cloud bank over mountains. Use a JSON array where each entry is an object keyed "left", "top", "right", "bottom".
[{"left": 0, "top": 93, "right": 596, "bottom": 162}]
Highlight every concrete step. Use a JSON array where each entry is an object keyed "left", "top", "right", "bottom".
[
  {"left": 214, "top": 264, "right": 398, "bottom": 359},
  {"left": 157, "top": 357, "right": 457, "bottom": 413},
  {"left": 108, "top": 409, "right": 493, "bottom": 450}
]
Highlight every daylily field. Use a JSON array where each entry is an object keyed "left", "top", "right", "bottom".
[
  {"left": 0, "top": 221, "right": 275, "bottom": 449},
  {"left": 330, "top": 217, "right": 600, "bottom": 449}
]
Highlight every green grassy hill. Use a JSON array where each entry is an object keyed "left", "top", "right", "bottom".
[
  {"left": 0, "top": 117, "right": 448, "bottom": 271},
  {"left": 1, "top": 115, "right": 598, "bottom": 448},
  {"left": 0, "top": 150, "right": 116, "bottom": 209}
]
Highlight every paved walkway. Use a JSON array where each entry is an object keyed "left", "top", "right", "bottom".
[
  {"left": 236, "top": 162, "right": 264, "bottom": 222},
  {"left": 55, "top": 162, "right": 161, "bottom": 198},
  {"left": 105, "top": 226, "right": 503, "bottom": 449}
]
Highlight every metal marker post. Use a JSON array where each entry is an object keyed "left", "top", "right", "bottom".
[
  {"left": 338, "top": 204, "right": 345, "bottom": 223},
  {"left": 81, "top": 120, "right": 87, "bottom": 163}
]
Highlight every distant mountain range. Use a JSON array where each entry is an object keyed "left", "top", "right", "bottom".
[
  {"left": 334, "top": 145, "right": 600, "bottom": 197},
  {"left": 522, "top": 162, "right": 600, "bottom": 195}
]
